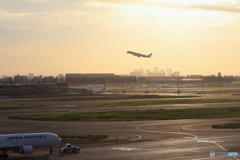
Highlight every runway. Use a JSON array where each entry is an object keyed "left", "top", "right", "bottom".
[{"left": 0, "top": 96, "right": 240, "bottom": 159}]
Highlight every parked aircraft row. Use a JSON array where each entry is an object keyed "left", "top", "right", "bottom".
[{"left": 140, "top": 84, "right": 198, "bottom": 88}]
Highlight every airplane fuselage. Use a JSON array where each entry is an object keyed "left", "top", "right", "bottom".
[
  {"left": 0, "top": 132, "right": 61, "bottom": 158},
  {"left": 127, "top": 51, "right": 153, "bottom": 58},
  {"left": 0, "top": 133, "right": 61, "bottom": 148}
]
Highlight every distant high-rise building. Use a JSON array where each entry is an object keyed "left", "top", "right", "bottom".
[
  {"left": 14, "top": 74, "right": 28, "bottom": 83},
  {"left": 139, "top": 68, "right": 145, "bottom": 76},
  {"left": 146, "top": 69, "right": 151, "bottom": 76},
  {"left": 28, "top": 73, "right": 34, "bottom": 82},
  {"left": 218, "top": 72, "right": 222, "bottom": 77},
  {"left": 171, "top": 71, "right": 180, "bottom": 77},
  {"left": 1, "top": 76, "right": 12, "bottom": 83},
  {"left": 148, "top": 72, "right": 154, "bottom": 76},
  {"left": 167, "top": 68, "right": 172, "bottom": 76},
  {"left": 58, "top": 74, "right": 64, "bottom": 83},
  {"left": 156, "top": 70, "right": 165, "bottom": 76}
]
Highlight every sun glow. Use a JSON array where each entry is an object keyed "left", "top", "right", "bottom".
[{"left": 145, "top": 0, "right": 238, "bottom": 5}]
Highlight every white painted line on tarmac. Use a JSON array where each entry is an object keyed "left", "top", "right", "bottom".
[
  {"left": 184, "top": 137, "right": 195, "bottom": 139},
  {"left": 197, "top": 140, "right": 239, "bottom": 160},
  {"left": 197, "top": 140, "right": 223, "bottom": 143},
  {"left": 191, "top": 156, "right": 228, "bottom": 160},
  {"left": 174, "top": 104, "right": 206, "bottom": 107},
  {"left": 52, "top": 109, "right": 74, "bottom": 111},
  {"left": 53, "top": 105, "right": 76, "bottom": 107},
  {"left": 128, "top": 135, "right": 142, "bottom": 142},
  {"left": 113, "top": 147, "right": 141, "bottom": 151},
  {"left": 136, "top": 122, "right": 199, "bottom": 144},
  {"left": 183, "top": 124, "right": 195, "bottom": 130}
]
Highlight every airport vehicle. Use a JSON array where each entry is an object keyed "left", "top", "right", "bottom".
[
  {"left": 59, "top": 143, "right": 80, "bottom": 153},
  {"left": 92, "top": 86, "right": 106, "bottom": 94},
  {"left": 127, "top": 51, "right": 153, "bottom": 58},
  {"left": 0, "top": 132, "right": 62, "bottom": 159}
]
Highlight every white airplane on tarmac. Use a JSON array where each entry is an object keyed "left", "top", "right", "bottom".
[
  {"left": 92, "top": 86, "right": 106, "bottom": 94},
  {"left": 0, "top": 132, "right": 62, "bottom": 159},
  {"left": 127, "top": 51, "right": 153, "bottom": 58}
]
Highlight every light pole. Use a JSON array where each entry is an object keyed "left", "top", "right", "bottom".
[
  {"left": 11, "top": 81, "right": 13, "bottom": 98},
  {"left": 147, "top": 81, "right": 148, "bottom": 92},
  {"left": 122, "top": 81, "right": 123, "bottom": 93},
  {"left": 177, "top": 81, "right": 179, "bottom": 95},
  {"left": 90, "top": 79, "right": 93, "bottom": 91}
]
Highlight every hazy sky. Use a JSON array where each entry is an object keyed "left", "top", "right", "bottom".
[{"left": 1, "top": 0, "right": 240, "bottom": 77}]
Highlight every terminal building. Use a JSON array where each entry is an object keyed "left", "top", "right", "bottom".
[
  {"left": 65, "top": 73, "right": 234, "bottom": 88},
  {"left": 65, "top": 73, "right": 137, "bottom": 87},
  {"left": 0, "top": 83, "right": 68, "bottom": 97},
  {"left": 138, "top": 75, "right": 234, "bottom": 87}
]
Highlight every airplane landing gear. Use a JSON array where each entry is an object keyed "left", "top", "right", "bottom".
[
  {"left": 1, "top": 150, "right": 9, "bottom": 159},
  {"left": 49, "top": 147, "right": 53, "bottom": 153},
  {"left": 0, "top": 154, "right": 9, "bottom": 159}
]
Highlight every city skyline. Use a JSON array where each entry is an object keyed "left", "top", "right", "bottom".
[
  {"left": 0, "top": 70, "right": 238, "bottom": 79},
  {"left": 1, "top": 0, "right": 240, "bottom": 76}
]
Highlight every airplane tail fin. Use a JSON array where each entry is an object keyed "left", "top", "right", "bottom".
[{"left": 148, "top": 53, "right": 153, "bottom": 57}]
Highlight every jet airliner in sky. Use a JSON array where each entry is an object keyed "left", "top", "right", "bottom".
[
  {"left": 0, "top": 132, "right": 61, "bottom": 159},
  {"left": 127, "top": 51, "right": 153, "bottom": 58}
]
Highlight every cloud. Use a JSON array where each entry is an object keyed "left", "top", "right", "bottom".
[
  {"left": 75, "top": 0, "right": 240, "bottom": 14},
  {"left": 0, "top": 11, "right": 106, "bottom": 30},
  {"left": 0, "top": 46, "right": 74, "bottom": 57},
  {"left": 69, "top": 0, "right": 137, "bottom": 3},
  {"left": 188, "top": 4, "right": 240, "bottom": 13}
]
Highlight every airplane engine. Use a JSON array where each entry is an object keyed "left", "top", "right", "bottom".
[{"left": 14, "top": 146, "right": 34, "bottom": 154}]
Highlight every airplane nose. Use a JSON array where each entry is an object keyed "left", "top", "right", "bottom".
[{"left": 58, "top": 137, "right": 62, "bottom": 143}]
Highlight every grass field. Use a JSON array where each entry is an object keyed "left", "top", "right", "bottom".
[
  {"left": 59, "top": 134, "right": 108, "bottom": 141},
  {"left": 212, "top": 123, "right": 240, "bottom": 129},
  {"left": 9, "top": 107, "right": 240, "bottom": 122},
  {"left": 204, "top": 90, "right": 240, "bottom": 94},
  {"left": 0, "top": 105, "right": 41, "bottom": 110},
  {"left": 109, "top": 88, "right": 240, "bottom": 94},
  {"left": 30, "top": 95, "right": 196, "bottom": 102},
  {"left": 76, "top": 99, "right": 240, "bottom": 108}
]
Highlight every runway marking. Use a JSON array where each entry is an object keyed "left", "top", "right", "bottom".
[
  {"left": 191, "top": 156, "right": 228, "bottom": 160},
  {"left": 136, "top": 122, "right": 198, "bottom": 144},
  {"left": 53, "top": 105, "right": 76, "bottom": 107},
  {"left": 52, "top": 109, "right": 74, "bottom": 111},
  {"left": 197, "top": 140, "right": 239, "bottom": 160},
  {"left": 174, "top": 104, "right": 206, "bottom": 107},
  {"left": 128, "top": 135, "right": 142, "bottom": 141},
  {"left": 183, "top": 124, "right": 195, "bottom": 130},
  {"left": 113, "top": 147, "right": 141, "bottom": 151},
  {"left": 197, "top": 140, "right": 223, "bottom": 143},
  {"left": 184, "top": 137, "right": 195, "bottom": 139},
  {"left": 136, "top": 121, "right": 239, "bottom": 160}
]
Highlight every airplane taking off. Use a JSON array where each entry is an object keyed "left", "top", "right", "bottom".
[
  {"left": 0, "top": 132, "right": 61, "bottom": 159},
  {"left": 127, "top": 51, "right": 153, "bottom": 58}
]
